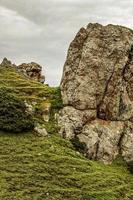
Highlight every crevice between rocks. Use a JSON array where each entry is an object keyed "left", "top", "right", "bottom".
[
  {"left": 97, "top": 66, "right": 115, "bottom": 119},
  {"left": 117, "top": 122, "right": 126, "bottom": 155}
]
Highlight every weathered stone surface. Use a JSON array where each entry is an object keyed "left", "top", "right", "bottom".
[
  {"left": 24, "top": 100, "right": 34, "bottom": 115},
  {"left": 61, "top": 23, "right": 133, "bottom": 118},
  {"left": 41, "top": 102, "right": 51, "bottom": 122},
  {"left": 0, "top": 58, "right": 45, "bottom": 84},
  {"left": 18, "top": 62, "right": 45, "bottom": 83},
  {"left": 59, "top": 23, "right": 133, "bottom": 166},
  {"left": 1, "top": 58, "right": 12, "bottom": 66},
  {"left": 34, "top": 123, "right": 48, "bottom": 137},
  {"left": 58, "top": 106, "right": 96, "bottom": 139},
  {"left": 78, "top": 119, "right": 124, "bottom": 164},
  {"left": 121, "top": 121, "right": 133, "bottom": 168}
]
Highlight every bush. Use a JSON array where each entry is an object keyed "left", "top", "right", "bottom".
[
  {"left": 128, "top": 162, "right": 133, "bottom": 173},
  {"left": 50, "top": 87, "right": 63, "bottom": 110},
  {"left": 71, "top": 136, "right": 87, "bottom": 153},
  {"left": 0, "top": 88, "right": 34, "bottom": 133}
]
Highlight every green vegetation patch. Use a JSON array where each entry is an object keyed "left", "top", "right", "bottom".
[
  {"left": 0, "top": 64, "right": 132, "bottom": 200},
  {"left": 0, "top": 132, "right": 132, "bottom": 200},
  {"left": 0, "top": 88, "right": 34, "bottom": 133},
  {"left": 0, "top": 65, "right": 63, "bottom": 134}
]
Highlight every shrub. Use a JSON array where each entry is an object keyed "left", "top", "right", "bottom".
[
  {"left": 0, "top": 88, "right": 34, "bottom": 133},
  {"left": 71, "top": 136, "right": 87, "bottom": 153},
  {"left": 50, "top": 87, "right": 63, "bottom": 110},
  {"left": 128, "top": 162, "right": 133, "bottom": 173}
]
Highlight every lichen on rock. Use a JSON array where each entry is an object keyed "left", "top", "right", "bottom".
[
  {"left": 34, "top": 123, "right": 48, "bottom": 137},
  {"left": 18, "top": 62, "right": 45, "bottom": 83},
  {"left": 59, "top": 23, "right": 133, "bottom": 167},
  {"left": 0, "top": 58, "right": 45, "bottom": 84}
]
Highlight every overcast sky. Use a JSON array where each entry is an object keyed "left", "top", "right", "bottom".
[{"left": 0, "top": 0, "right": 133, "bottom": 85}]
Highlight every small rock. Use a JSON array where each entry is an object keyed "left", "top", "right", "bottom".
[
  {"left": 24, "top": 101, "right": 34, "bottom": 114},
  {"left": 43, "top": 97, "right": 47, "bottom": 101},
  {"left": 42, "top": 102, "right": 51, "bottom": 122},
  {"left": 34, "top": 124, "right": 48, "bottom": 137}
]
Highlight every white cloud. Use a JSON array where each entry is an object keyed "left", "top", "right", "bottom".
[
  {"left": 0, "top": 6, "right": 42, "bottom": 39},
  {"left": 0, "top": 0, "right": 133, "bottom": 85}
]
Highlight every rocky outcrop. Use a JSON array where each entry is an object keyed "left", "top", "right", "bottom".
[
  {"left": 18, "top": 62, "right": 45, "bottom": 83},
  {"left": 59, "top": 23, "right": 133, "bottom": 167},
  {"left": 1, "top": 58, "right": 13, "bottom": 67},
  {"left": 0, "top": 58, "right": 45, "bottom": 84}
]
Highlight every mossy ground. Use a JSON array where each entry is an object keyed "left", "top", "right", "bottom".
[
  {"left": 0, "top": 65, "right": 132, "bottom": 200},
  {"left": 0, "top": 132, "right": 132, "bottom": 200}
]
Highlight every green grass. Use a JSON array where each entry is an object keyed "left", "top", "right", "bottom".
[
  {"left": 0, "top": 65, "right": 63, "bottom": 133},
  {"left": 0, "top": 132, "right": 132, "bottom": 200},
  {"left": 0, "top": 65, "right": 132, "bottom": 199},
  {"left": 0, "top": 66, "right": 62, "bottom": 107}
]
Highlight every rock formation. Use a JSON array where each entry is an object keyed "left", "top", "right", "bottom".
[
  {"left": 58, "top": 23, "right": 133, "bottom": 167},
  {"left": 1, "top": 58, "right": 13, "bottom": 67},
  {"left": 0, "top": 58, "right": 45, "bottom": 84},
  {"left": 18, "top": 62, "right": 45, "bottom": 83},
  {"left": 34, "top": 123, "right": 48, "bottom": 137}
]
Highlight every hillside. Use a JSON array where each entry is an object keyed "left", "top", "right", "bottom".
[
  {"left": 0, "top": 132, "right": 133, "bottom": 200},
  {"left": 0, "top": 61, "right": 62, "bottom": 134},
  {"left": 0, "top": 60, "right": 132, "bottom": 200}
]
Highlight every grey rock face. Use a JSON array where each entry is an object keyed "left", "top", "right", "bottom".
[
  {"left": 78, "top": 119, "right": 124, "bottom": 164},
  {"left": 58, "top": 106, "right": 96, "bottom": 139},
  {"left": 41, "top": 102, "right": 51, "bottom": 122},
  {"left": 34, "top": 123, "right": 48, "bottom": 137},
  {"left": 121, "top": 122, "right": 133, "bottom": 168},
  {"left": 18, "top": 62, "right": 45, "bottom": 83},
  {"left": 0, "top": 58, "right": 45, "bottom": 84},
  {"left": 59, "top": 23, "right": 133, "bottom": 166},
  {"left": 1, "top": 58, "right": 12, "bottom": 66}
]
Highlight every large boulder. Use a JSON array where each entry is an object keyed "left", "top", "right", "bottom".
[{"left": 59, "top": 23, "right": 133, "bottom": 166}]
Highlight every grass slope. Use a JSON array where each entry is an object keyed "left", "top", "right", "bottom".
[
  {"left": 0, "top": 132, "right": 133, "bottom": 200},
  {"left": 0, "top": 65, "right": 62, "bottom": 134},
  {"left": 0, "top": 65, "right": 132, "bottom": 200}
]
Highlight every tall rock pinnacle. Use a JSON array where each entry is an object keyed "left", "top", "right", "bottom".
[{"left": 58, "top": 23, "right": 133, "bottom": 168}]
